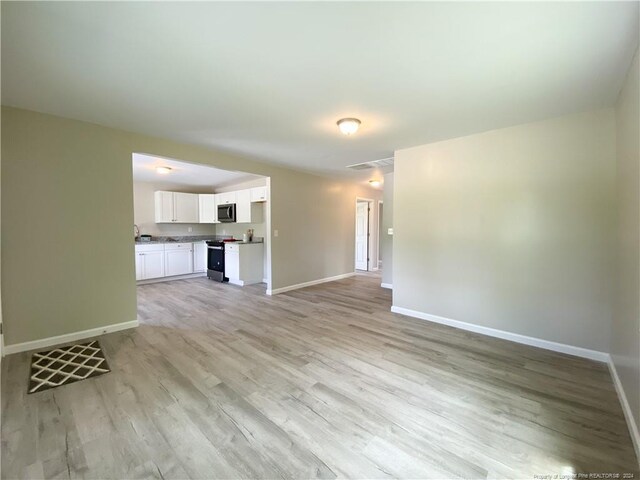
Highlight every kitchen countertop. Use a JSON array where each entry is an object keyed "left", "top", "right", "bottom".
[{"left": 135, "top": 235, "right": 264, "bottom": 245}]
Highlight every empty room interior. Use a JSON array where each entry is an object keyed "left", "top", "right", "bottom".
[{"left": 1, "top": 2, "right": 640, "bottom": 479}]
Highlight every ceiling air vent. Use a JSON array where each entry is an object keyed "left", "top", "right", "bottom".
[{"left": 346, "top": 157, "right": 394, "bottom": 171}]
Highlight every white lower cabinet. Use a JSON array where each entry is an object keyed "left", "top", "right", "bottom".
[
  {"left": 135, "top": 244, "right": 165, "bottom": 280},
  {"left": 137, "top": 242, "right": 210, "bottom": 281},
  {"left": 143, "top": 251, "right": 165, "bottom": 279},
  {"left": 224, "top": 250, "right": 240, "bottom": 283},
  {"left": 165, "top": 243, "right": 194, "bottom": 277},
  {"left": 224, "top": 243, "right": 263, "bottom": 286},
  {"left": 193, "top": 242, "right": 207, "bottom": 273}
]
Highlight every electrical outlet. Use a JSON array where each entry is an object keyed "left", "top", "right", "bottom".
[
  {"left": 387, "top": 228, "right": 394, "bottom": 235},
  {"left": 188, "top": 227, "right": 193, "bottom": 233},
  {"left": 274, "top": 229, "right": 279, "bottom": 237}
]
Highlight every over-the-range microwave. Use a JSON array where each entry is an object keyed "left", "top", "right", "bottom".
[{"left": 217, "top": 203, "right": 236, "bottom": 223}]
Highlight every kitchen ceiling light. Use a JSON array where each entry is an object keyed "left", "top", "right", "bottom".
[
  {"left": 156, "top": 166, "right": 172, "bottom": 175},
  {"left": 369, "top": 180, "right": 381, "bottom": 187},
  {"left": 337, "top": 118, "right": 361, "bottom": 136}
]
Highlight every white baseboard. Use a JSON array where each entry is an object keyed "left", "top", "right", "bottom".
[
  {"left": 4, "top": 320, "right": 139, "bottom": 355},
  {"left": 381, "top": 283, "right": 393, "bottom": 289},
  {"left": 137, "top": 272, "right": 206, "bottom": 285},
  {"left": 390, "top": 306, "right": 609, "bottom": 362},
  {"left": 267, "top": 272, "right": 355, "bottom": 295},
  {"left": 608, "top": 357, "right": 640, "bottom": 466}
]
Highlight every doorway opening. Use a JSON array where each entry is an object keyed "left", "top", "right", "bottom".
[
  {"left": 131, "top": 153, "right": 273, "bottom": 294},
  {"left": 355, "top": 197, "right": 374, "bottom": 271}
]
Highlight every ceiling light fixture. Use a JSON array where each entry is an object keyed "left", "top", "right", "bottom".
[
  {"left": 337, "top": 118, "right": 361, "bottom": 136},
  {"left": 369, "top": 180, "right": 381, "bottom": 187},
  {"left": 156, "top": 166, "right": 172, "bottom": 175}
]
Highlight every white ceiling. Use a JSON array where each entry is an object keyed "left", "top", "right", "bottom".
[
  {"left": 2, "top": 2, "right": 638, "bottom": 178},
  {"left": 132, "top": 153, "right": 263, "bottom": 188}
]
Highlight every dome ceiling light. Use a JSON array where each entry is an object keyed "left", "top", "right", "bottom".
[{"left": 337, "top": 118, "right": 361, "bottom": 136}]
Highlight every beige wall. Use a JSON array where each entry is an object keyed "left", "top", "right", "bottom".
[
  {"left": 133, "top": 181, "right": 216, "bottom": 236},
  {"left": 612, "top": 47, "right": 640, "bottom": 439},
  {"left": 393, "top": 109, "right": 616, "bottom": 352},
  {"left": 381, "top": 172, "right": 394, "bottom": 286},
  {"left": 1, "top": 107, "right": 380, "bottom": 346}
]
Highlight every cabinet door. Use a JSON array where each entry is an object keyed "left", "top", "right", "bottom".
[
  {"left": 198, "top": 194, "right": 216, "bottom": 223},
  {"left": 135, "top": 253, "right": 143, "bottom": 281},
  {"left": 142, "top": 251, "right": 165, "bottom": 279},
  {"left": 236, "top": 189, "right": 252, "bottom": 223},
  {"left": 225, "top": 251, "right": 240, "bottom": 281},
  {"left": 155, "top": 191, "right": 175, "bottom": 223},
  {"left": 174, "top": 193, "right": 199, "bottom": 223},
  {"left": 216, "top": 191, "right": 237, "bottom": 205},
  {"left": 250, "top": 186, "right": 267, "bottom": 203},
  {"left": 165, "top": 249, "right": 193, "bottom": 276},
  {"left": 193, "top": 242, "right": 207, "bottom": 273}
]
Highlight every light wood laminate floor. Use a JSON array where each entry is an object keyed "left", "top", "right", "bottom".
[{"left": 2, "top": 273, "right": 638, "bottom": 479}]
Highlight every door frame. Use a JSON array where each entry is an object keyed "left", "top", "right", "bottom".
[
  {"left": 355, "top": 197, "right": 375, "bottom": 272},
  {"left": 377, "top": 200, "right": 383, "bottom": 270}
]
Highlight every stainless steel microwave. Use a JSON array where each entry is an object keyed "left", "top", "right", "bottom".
[{"left": 217, "top": 203, "right": 236, "bottom": 223}]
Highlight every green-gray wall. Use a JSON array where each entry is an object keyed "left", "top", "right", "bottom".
[
  {"left": 1, "top": 107, "right": 380, "bottom": 346},
  {"left": 612, "top": 47, "right": 640, "bottom": 445},
  {"left": 393, "top": 109, "right": 616, "bottom": 352}
]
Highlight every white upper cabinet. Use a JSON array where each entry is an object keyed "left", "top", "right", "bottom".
[
  {"left": 216, "top": 191, "right": 236, "bottom": 205},
  {"left": 154, "top": 191, "right": 174, "bottom": 223},
  {"left": 198, "top": 194, "right": 217, "bottom": 223},
  {"left": 250, "top": 186, "right": 267, "bottom": 203},
  {"left": 155, "top": 191, "right": 199, "bottom": 223},
  {"left": 156, "top": 186, "right": 266, "bottom": 224},
  {"left": 174, "top": 193, "right": 199, "bottom": 223},
  {"left": 236, "top": 189, "right": 252, "bottom": 223}
]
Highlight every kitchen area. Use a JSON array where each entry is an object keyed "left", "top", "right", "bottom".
[{"left": 132, "top": 153, "right": 270, "bottom": 288}]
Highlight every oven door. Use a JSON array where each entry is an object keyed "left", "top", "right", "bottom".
[
  {"left": 217, "top": 203, "right": 236, "bottom": 223},
  {"left": 207, "top": 244, "right": 226, "bottom": 282},
  {"left": 207, "top": 245, "right": 224, "bottom": 272}
]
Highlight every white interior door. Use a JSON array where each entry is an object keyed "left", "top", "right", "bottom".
[{"left": 355, "top": 202, "right": 369, "bottom": 270}]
